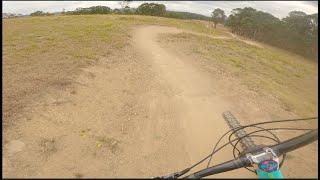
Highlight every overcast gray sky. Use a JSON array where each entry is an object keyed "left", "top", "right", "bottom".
[{"left": 2, "top": 1, "right": 318, "bottom": 19}]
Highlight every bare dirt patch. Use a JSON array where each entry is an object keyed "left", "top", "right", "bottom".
[{"left": 3, "top": 42, "right": 155, "bottom": 177}]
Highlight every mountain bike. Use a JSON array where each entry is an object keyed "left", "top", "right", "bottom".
[{"left": 154, "top": 111, "right": 318, "bottom": 179}]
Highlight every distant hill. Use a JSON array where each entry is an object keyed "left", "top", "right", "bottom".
[{"left": 165, "top": 10, "right": 211, "bottom": 21}]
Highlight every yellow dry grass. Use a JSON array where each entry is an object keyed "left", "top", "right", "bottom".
[
  {"left": 161, "top": 33, "right": 318, "bottom": 117},
  {"left": 3, "top": 14, "right": 227, "bottom": 124}
]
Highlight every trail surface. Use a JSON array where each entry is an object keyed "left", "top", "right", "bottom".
[
  {"left": 3, "top": 25, "right": 317, "bottom": 178},
  {"left": 132, "top": 25, "right": 256, "bottom": 178}
]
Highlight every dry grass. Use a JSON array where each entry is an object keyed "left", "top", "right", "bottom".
[
  {"left": 114, "top": 15, "right": 230, "bottom": 37},
  {"left": 3, "top": 15, "right": 123, "bottom": 124},
  {"left": 3, "top": 14, "right": 227, "bottom": 125},
  {"left": 160, "top": 33, "right": 318, "bottom": 117},
  {"left": 4, "top": 14, "right": 314, "bottom": 126}
]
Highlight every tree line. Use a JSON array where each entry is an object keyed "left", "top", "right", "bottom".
[
  {"left": 223, "top": 7, "right": 318, "bottom": 59},
  {"left": 29, "top": 3, "right": 317, "bottom": 59},
  {"left": 63, "top": 3, "right": 165, "bottom": 17},
  {"left": 61, "top": 3, "right": 210, "bottom": 20},
  {"left": 30, "top": 11, "right": 53, "bottom": 16},
  {"left": 66, "top": 6, "right": 112, "bottom": 15},
  {"left": 165, "top": 11, "right": 210, "bottom": 21}
]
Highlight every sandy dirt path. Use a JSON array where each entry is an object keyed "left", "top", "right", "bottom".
[
  {"left": 3, "top": 25, "right": 316, "bottom": 178},
  {"left": 132, "top": 25, "right": 256, "bottom": 178}
]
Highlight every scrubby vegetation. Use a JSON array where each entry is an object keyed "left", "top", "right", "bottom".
[
  {"left": 30, "top": 11, "right": 53, "bottom": 16},
  {"left": 225, "top": 7, "right": 318, "bottom": 59}
]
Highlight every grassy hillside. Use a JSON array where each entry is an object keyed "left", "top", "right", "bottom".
[
  {"left": 160, "top": 33, "right": 318, "bottom": 117},
  {"left": 3, "top": 14, "right": 317, "bottom": 179},
  {"left": 3, "top": 14, "right": 228, "bottom": 124},
  {"left": 3, "top": 14, "right": 317, "bottom": 123}
]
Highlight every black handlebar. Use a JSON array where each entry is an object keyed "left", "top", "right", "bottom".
[
  {"left": 271, "top": 129, "right": 318, "bottom": 155},
  {"left": 185, "top": 156, "right": 251, "bottom": 178},
  {"left": 184, "top": 129, "right": 318, "bottom": 178}
]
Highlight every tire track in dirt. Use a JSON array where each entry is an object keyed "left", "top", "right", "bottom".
[
  {"left": 133, "top": 25, "right": 317, "bottom": 178},
  {"left": 132, "top": 25, "right": 255, "bottom": 178}
]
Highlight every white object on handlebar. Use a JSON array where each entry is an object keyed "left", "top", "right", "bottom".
[{"left": 246, "top": 147, "right": 277, "bottom": 164}]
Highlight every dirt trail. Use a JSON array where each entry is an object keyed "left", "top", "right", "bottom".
[
  {"left": 132, "top": 25, "right": 256, "bottom": 178},
  {"left": 3, "top": 25, "right": 317, "bottom": 178},
  {"left": 228, "top": 32, "right": 263, "bottom": 48},
  {"left": 183, "top": 29, "right": 231, "bottom": 40},
  {"left": 175, "top": 28, "right": 263, "bottom": 47}
]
